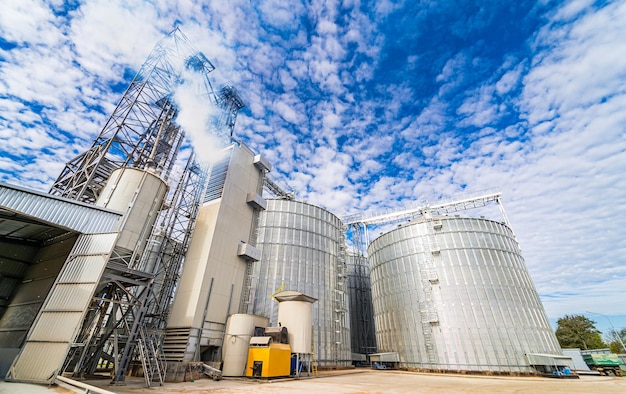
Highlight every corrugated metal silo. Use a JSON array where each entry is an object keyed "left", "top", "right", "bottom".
[
  {"left": 250, "top": 199, "right": 351, "bottom": 367},
  {"left": 368, "top": 216, "right": 561, "bottom": 372}
]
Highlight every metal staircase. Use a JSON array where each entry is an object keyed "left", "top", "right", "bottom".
[{"left": 137, "top": 326, "right": 166, "bottom": 386}]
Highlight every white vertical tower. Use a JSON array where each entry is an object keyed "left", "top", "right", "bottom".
[{"left": 164, "top": 143, "right": 268, "bottom": 363}]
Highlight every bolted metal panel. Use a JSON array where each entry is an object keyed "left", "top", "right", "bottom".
[
  {"left": 8, "top": 343, "right": 69, "bottom": 382},
  {"left": 56, "top": 256, "right": 107, "bottom": 283},
  {"left": 28, "top": 312, "right": 84, "bottom": 341},
  {"left": 0, "top": 182, "right": 122, "bottom": 235},
  {"left": 252, "top": 199, "right": 351, "bottom": 367},
  {"left": 71, "top": 233, "right": 120, "bottom": 255},
  {"left": 43, "top": 283, "right": 96, "bottom": 312},
  {"left": 368, "top": 216, "right": 562, "bottom": 373}
]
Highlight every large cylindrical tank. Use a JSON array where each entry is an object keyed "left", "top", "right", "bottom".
[
  {"left": 95, "top": 168, "right": 168, "bottom": 258},
  {"left": 251, "top": 199, "right": 351, "bottom": 367},
  {"left": 221, "top": 314, "right": 269, "bottom": 376},
  {"left": 368, "top": 216, "right": 561, "bottom": 373}
]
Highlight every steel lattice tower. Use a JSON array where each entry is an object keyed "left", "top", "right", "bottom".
[{"left": 49, "top": 28, "right": 237, "bottom": 203}]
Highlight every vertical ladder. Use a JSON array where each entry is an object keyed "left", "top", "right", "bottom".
[
  {"left": 419, "top": 210, "right": 440, "bottom": 368},
  {"left": 333, "top": 227, "right": 348, "bottom": 368},
  {"left": 311, "top": 326, "right": 318, "bottom": 376},
  {"left": 239, "top": 166, "right": 265, "bottom": 314},
  {"left": 239, "top": 260, "right": 255, "bottom": 314}
]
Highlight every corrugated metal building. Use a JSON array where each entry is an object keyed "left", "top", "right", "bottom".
[{"left": 0, "top": 182, "right": 122, "bottom": 380}]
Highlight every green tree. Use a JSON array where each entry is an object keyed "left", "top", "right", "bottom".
[
  {"left": 607, "top": 328, "right": 626, "bottom": 354},
  {"left": 555, "top": 314, "right": 606, "bottom": 349}
]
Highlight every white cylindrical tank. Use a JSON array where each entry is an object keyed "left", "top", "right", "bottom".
[
  {"left": 274, "top": 291, "right": 317, "bottom": 354},
  {"left": 95, "top": 168, "right": 168, "bottom": 256},
  {"left": 221, "top": 314, "right": 269, "bottom": 376},
  {"left": 368, "top": 216, "right": 562, "bottom": 373},
  {"left": 251, "top": 199, "right": 351, "bottom": 367}
]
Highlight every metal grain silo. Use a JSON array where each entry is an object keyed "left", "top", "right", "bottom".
[
  {"left": 249, "top": 199, "right": 351, "bottom": 367},
  {"left": 368, "top": 215, "right": 561, "bottom": 373}
]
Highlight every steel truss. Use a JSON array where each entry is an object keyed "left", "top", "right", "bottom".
[
  {"left": 48, "top": 28, "right": 239, "bottom": 386},
  {"left": 263, "top": 176, "right": 295, "bottom": 199},
  {"left": 344, "top": 189, "right": 505, "bottom": 228}
]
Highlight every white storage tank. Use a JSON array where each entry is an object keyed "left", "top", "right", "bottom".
[
  {"left": 221, "top": 314, "right": 269, "bottom": 376},
  {"left": 368, "top": 216, "right": 562, "bottom": 373},
  {"left": 274, "top": 291, "right": 317, "bottom": 354},
  {"left": 250, "top": 199, "right": 351, "bottom": 367},
  {"left": 95, "top": 167, "right": 168, "bottom": 256}
]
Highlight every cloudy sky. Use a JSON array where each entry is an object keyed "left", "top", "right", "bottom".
[{"left": 1, "top": 0, "right": 625, "bottom": 336}]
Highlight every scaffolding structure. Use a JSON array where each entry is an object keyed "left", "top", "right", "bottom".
[{"left": 45, "top": 28, "right": 243, "bottom": 386}]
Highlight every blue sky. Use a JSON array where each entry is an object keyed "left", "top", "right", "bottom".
[{"left": 1, "top": 0, "right": 625, "bottom": 338}]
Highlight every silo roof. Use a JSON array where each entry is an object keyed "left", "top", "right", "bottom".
[{"left": 273, "top": 290, "right": 318, "bottom": 303}]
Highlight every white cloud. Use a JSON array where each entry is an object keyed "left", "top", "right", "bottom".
[
  {"left": 1, "top": 0, "right": 625, "bottom": 326},
  {"left": 0, "top": 0, "right": 64, "bottom": 46},
  {"left": 258, "top": 0, "right": 305, "bottom": 29},
  {"left": 69, "top": 0, "right": 164, "bottom": 80},
  {"left": 495, "top": 63, "right": 523, "bottom": 95}
]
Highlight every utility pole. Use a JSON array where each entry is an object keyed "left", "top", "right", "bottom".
[{"left": 586, "top": 311, "right": 626, "bottom": 353}]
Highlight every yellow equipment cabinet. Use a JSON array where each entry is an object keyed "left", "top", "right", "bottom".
[{"left": 246, "top": 337, "right": 291, "bottom": 378}]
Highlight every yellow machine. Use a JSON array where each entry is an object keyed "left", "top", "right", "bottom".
[{"left": 246, "top": 335, "right": 291, "bottom": 378}]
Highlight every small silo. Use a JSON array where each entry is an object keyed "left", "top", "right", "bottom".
[
  {"left": 250, "top": 199, "right": 351, "bottom": 367},
  {"left": 222, "top": 314, "right": 269, "bottom": 376},
  {"left": 368, "top": 215, "right": 562, "bottom": 373}
]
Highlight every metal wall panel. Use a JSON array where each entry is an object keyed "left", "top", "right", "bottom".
[
  {"left": 28, "top": 312, "right": 84, "bottom": 341},
  {"left": 0, "top": 182, "right": 122, "bottom": 234},
  {"left": 56, "top": 256, "right": 107, "bottom": 283},
  {"left": 8, "top": 343, "right": 68, "bottom": 382},
  {"left": 6, "top": 232, "right": 117, "bottom": 383},
  {"left": 204, "top": 148, "right": 232, "bottom": 202},
  {"left": 368, "top": 217, "right": 561, "bottom": 373}
]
